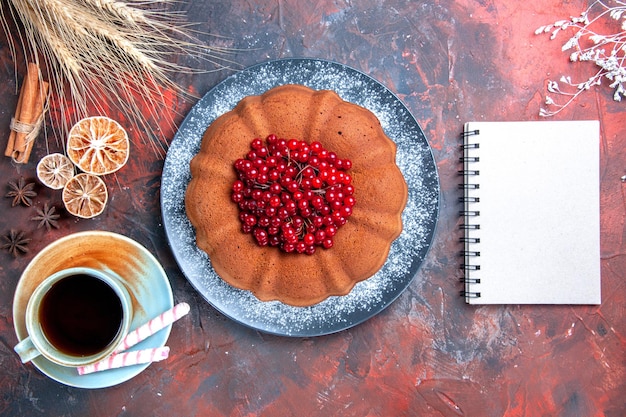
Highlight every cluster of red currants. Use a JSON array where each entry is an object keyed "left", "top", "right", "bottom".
[{"left": 232, "top": 134, "right": 356, "bottom": 255}]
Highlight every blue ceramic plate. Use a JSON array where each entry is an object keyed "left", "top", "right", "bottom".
[
  {"left": 13, "top": 231, "right": 173, "bottom": 388},
  {"left": 161, "top": 58, "right": 439, "bottom": 337}
]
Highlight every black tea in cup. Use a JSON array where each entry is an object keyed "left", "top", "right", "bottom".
[{"left": 39, "top": 273, "right": 124, "bottom": 356}]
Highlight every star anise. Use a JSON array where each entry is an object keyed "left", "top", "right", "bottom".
[
  {"left": 31, "top": 203, "right": 60, "bottom": 231},
  {"left": 2, "top": 230, "right": 30, "bottom": 257},
  {"left": 5, "top": 178, "right": 37, "bottom": 207}
]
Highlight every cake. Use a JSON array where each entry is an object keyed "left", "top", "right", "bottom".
[{"left": 185, "top": 84, "right": 408, "bottom": 306}]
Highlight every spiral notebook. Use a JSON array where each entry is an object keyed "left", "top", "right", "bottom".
[{"left": 460, "top": 120, "right": 601, "bottom": 305}]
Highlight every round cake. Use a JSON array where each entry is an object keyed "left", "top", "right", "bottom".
[{"left": 185, "top": 84, "right": 408, "bottom": 306}]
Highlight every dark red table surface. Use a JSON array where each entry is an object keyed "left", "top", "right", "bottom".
[{"left": 1, "top": 1, "right": 625, "bottom": 416}]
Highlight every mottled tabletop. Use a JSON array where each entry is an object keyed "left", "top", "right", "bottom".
[{"left": 1, "top": 1, "right": 624, "bottom": 416}]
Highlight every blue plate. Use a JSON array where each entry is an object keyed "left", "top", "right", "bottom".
[
  {"left": 161, "top": 58, "right": 439, "bottom": 337},
  {"left": 13, "top": 231, "right": 173, "bottom": 388}
]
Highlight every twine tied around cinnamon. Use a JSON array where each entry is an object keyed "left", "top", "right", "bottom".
[{"left": 4, "top": 62, "right": 49, "bottom": 164}]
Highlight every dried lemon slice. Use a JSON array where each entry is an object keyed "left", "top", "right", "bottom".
[
  {"left": 62, "top": 173, "right": 108, "bottom": 218},
  {"left": 67, "top": 116, "right": 129, "bottom": 175},
  {"left": 37, "top": 153, "right": 75, "bottom": 190}
]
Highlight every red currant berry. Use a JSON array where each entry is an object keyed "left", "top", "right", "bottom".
[
  {"left": 251, "top": 189, "right": 263, "bottom": 201},
  {"left": 268, "top": 170, "right": 280, "bottom": 182},
  {"left": 292, "top": 190, "right": 304, "bottom": 201},
  {"left": 310, "top": 141, "right": 322, "bottom": 153},
  {"left": 296, "top": 242, "right": 307, "bottom": 253},
  {"left": 287, "top": 182, "right": 299, "bottom": 193},
  {"left": 303, "top": 233, "right": 315, "bottom": 246},
  {"left": 258, "top": 216, "right": 271, "bottom": 227},
  {"left": 251, "top": 138, "right": 263, "bottom": 149},
  {"left": 269, "top": 195, "right": 281, "bottom": 208},
  {"left": 232, "top": 180, "right": 244, "bottom": 192},
  {"left": 285, "top": 233, "right": 298, "bottom": 244},
  {"left": 287, "top": 139, "right": 299, "bottom": 150},
  {"left": 266, "top": 156, "right": 278, "bottom": 167},
  {"left": 256, "top": 173, "right": 269, "bottom": 184},
  {"left": 312, "top": 215, "right": 324, "bottom": 228},
  {"left": 311, "top": 177, "right": 323, "bottom": 188},
  {"left": 257, "top": 146, "right": 269, "bottom": 158},
  {"left": 277, "top": 207, "right": 289, "bottom": 219},
  {"left": 308, "top": 156, "right": 320, "bottom": 167},
  {"left": 270, "top": 216, "right": 282, "bottom": 227},
  {"left": 280, "top": 192, "right": 292, "bottom": 203},
  {"left": 299, "top": 206, "right": 312, "bottom": 217},
  {"left": 233, "top": 135, "right": 354, "bottom": 254},
  {"left": 292, "top": 216, "right": 304, "bottom": 229},
  {"left": 284, "top": 200, "right": 297, "bottom": 215},
  {"left": 247, "top": 167, "right": 258, "bottom": 179},
  {"left": 268, "top": 226, "right": 280, "bottom": 236},
  {"left": 254, "top": 228, "right": 268, "bottom": 245}
]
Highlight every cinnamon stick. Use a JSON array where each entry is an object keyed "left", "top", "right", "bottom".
[
  {"left": 4, "top": 62, "right": 48, "bottom": 164},
  {"left": 4, "top": 69, "right": 28, "bottom": 158},
  {"left": 18, "top": 80, "right": 49, "bottom": 164}
]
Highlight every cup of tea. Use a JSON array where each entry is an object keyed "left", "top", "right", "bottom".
[{"left": 13, "top": 266, "right": 133, "bottom": 367}]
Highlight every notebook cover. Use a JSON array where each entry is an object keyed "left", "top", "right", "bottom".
[{"left": 461, "top": 120, "right": 601, "bottom": 305}]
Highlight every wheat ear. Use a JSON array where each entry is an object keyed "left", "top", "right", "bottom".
[{"left": 2, "top": 0, "right": 233, "bottom": 154}]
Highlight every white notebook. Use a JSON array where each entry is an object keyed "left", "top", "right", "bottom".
[{"left": 460, "top": 120, "right": 601, "bottom": 304}]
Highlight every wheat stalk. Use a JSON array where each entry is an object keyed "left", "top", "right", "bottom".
[
  {"left": 84, "top": 0, "right": 158, "bottom": 26},
  {"left": 1, "top": 0, "right": 232, "bottom": 155}
]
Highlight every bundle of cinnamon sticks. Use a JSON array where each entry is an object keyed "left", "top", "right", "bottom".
[{"left": 4, "top": 62, "right": 49, "bottom": 164}]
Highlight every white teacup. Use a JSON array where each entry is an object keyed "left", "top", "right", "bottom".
[{"left": 14, "top": 267, "right": 132, "bottom": 367}]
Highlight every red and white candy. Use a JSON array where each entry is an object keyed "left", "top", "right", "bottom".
[
  {"left": 78, "top": 347, "right": 170, "bottom": 375},
  {"left": 77, "top": 302, "right": 190, "bottom": 376},
  {"left": 114, "top": 302, "right": 190, "bottom": 353}
]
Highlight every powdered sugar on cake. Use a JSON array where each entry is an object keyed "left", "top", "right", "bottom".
[{"left": 161, "top": 59, "right": 439, "bottom": 336}]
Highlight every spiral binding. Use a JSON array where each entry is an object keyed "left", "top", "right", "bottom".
[
  {"left": 460, "top": 128, "right": 481, "bottom": 298},
  {"left": 458, "top": 169, "right": 479, "bottom": 175},
  {"left": 460, "top": 237, "right": 480, "bottom": 243},
  {"left": 458, "top": 196, "right": 480, "bottom": 203},
  {"left": 461, "top": 143, "right": 480, "bottom": 150},
  {"left": 462, "top": 129, "right": 480, "bottom": 137},
  {"left": 459, "top": 291, "right": 481, "bottom": 298}
]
